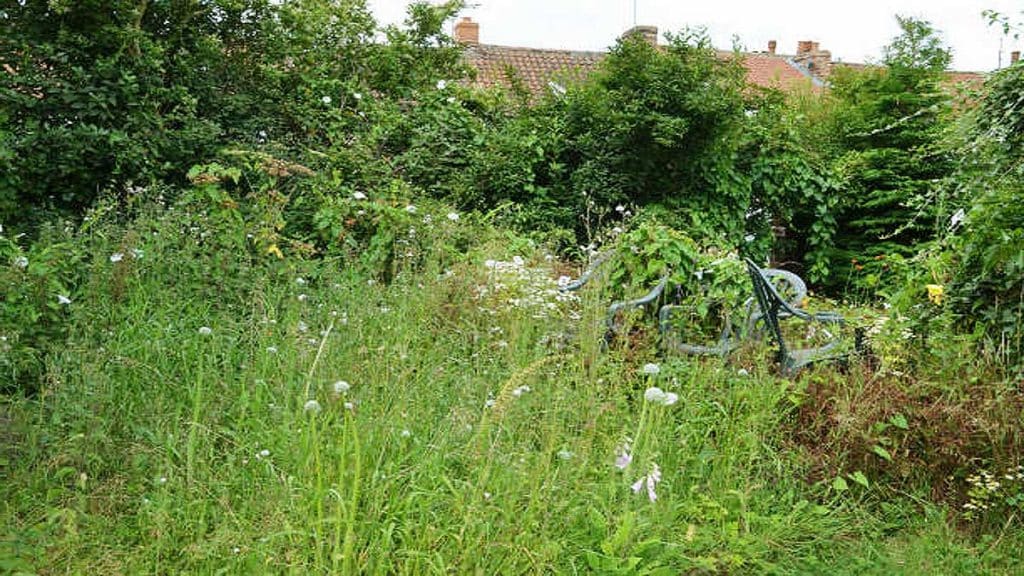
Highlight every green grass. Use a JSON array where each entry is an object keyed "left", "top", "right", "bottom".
[{"left": 2, "top": 207, "right": 1022, "bottom": 574}]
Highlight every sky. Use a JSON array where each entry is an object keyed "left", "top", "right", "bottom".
[{"left": 368, "top": 0, "right": 1024, "bottom": 72}]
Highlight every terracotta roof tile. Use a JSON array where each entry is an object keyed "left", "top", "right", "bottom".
[{"left": 463, "top": 44, "right": 604, "bottom": 97}]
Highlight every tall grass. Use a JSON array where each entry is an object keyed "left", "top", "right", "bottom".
[{"left": 2, "top": 202, "right": 1022, "bottom": 574}]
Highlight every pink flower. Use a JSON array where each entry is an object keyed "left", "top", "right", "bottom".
[
  {"left": 615, "top": 444, "right": 632, "bottom": 470},
  {"left": 631, "top": 463, "right": 661, "bottom": 502}
]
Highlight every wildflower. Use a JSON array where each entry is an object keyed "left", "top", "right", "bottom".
[
  {"left": 642, "top": 363, "right": 660, "bottom": 375},
  {"left": 615, "top": 204, "right": 626, "bottom": 213},
  {"left": 296, "top": 277, "right": 307, "bottom": 286},
  {"left": 158, "top": 476, "right": 168, "bottom": 484},
  {"left": 266, "top": 346, "right": 278, "bottom": 354},
  {"left": 352, "top": 191, "right": 367, "bottom": 200},
  {"left": 258, "top": 449, "right": 270, "bottom": 458},
  {"left": 744, "top": 234, "right": 756, "bottom": 243},
  {"left": 949, "top": 208, "right": 965, "bottom": 229},
  {"left": 405, "top": 204, "right": 417, "bottom": 213},
  {"left": 663, "top": 392, "right": 679, "bottom": 406},
  {"left": 446, "top": 212, "right": 460, "bottom": 222},
  {"left": 110, "top": 252, "right": 124, "bottom": 263},
  {"left": 303, "top": 399, "right": 322, "bottom": 414},
  {"left": 14, "top": 256, "right": 28, "bottom": 269},
  {"left": 446, "top": 96, "right": 456, "bottom": 104},
  {"left": 615, "top": 443, "right": 632, "bottom": 470},
  {"left": 57, "top": 294, "right": 71, "bottom": 305},
  {"left": 512, "top": 385, "right": 531, "bottom": 397},
  {"left": 644, "top": 386, "right": 667, "bottom": 404},
  {"left": 198, "top": 326, "right": 213, "bottom": 336},
  {"left": 321, "top": 95, "right": 332, "bottom": 105},
  {"left": 557, "top": 449, "right": 574, "bottom": 460},
  {"left": 436, "top": 79, "right": 447, "bottom": 90},
  {"left": 737, "top": 368, "right": 749, "bottom": 376},
  {"left": 333, "top": 380, "right": 351, "bottom": 395},
  {"left": 131, "top": 248, "right": 144, "bottom": 259},
  {"left": 343, "top": 401, "right": 354, "bottom": 411},
  {"left": 297, "top": 293, "right": 308, "bottom": 302},
  {"left": 547, "top": 80, "right": 566, "bottom": 96},
  {"left": 297, "top": 321, "right": 309, "bottom": 333},
  {"left": 631, "top": 463, "right": 662, "bottom": 502},
  {"left": 401, "top": 429, "right": 412, "bottom": 438},
  {"left": 353, "top": 92, "right": 362, "bottom": 100},
  {"left": 926, "top": 284, "right": 943, "bottom": 305}
]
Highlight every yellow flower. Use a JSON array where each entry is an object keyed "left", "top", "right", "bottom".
[
  {"left": 926, "top": 284, "right": 943, "bottom": 305},
  {"left": 267, "top": 244, "right": 284, "bottom": 259}
]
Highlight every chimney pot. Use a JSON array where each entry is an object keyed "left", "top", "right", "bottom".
[
  {"left": 454, "top": 17, "right": 479, "bottom": 45},
  {"left": 768, "top": 40, "right": 777, "bottom": 55},
  {"left": 797, "top": 40, "right": 813, "bottom": 54},
  {"left": 1012, "top": 51, "right": 1021, "bottom": 65}
]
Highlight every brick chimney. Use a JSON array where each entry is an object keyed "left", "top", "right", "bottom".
[
  {"left": 622, "top": 25, "right": 658, "bottom": 46},
  {"left": 768, "top": 40, "right": 777, "bottom": 55},
  {"left": 793, "top": 40, "right": 832, "bottom": 77},
  {"left": 1012, "top": 51, "right": 1021, "bottom": 65},
  {"left": 453, "top": 17, "right": 479, "bottom": 45}
]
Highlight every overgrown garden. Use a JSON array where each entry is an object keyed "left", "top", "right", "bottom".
[{"left": 1, "top": 1, "right": 1023, "bottom": 573}]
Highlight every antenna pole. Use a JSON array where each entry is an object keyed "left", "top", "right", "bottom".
[{"left": 633, "top": 0, "right": 637, "bottom": 26}]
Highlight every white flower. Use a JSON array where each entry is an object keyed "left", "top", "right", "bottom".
[
  {"left": 405, "top": 205, "right": 417, "bottom": 213},
  {"left": 198, "top": 326, "right": 213, "bottom": 336},
  {"left": 512, "top": 385, "right": 531, "bottom": 397},
  {"left": 321, "top": 95, "right": 332, "bottom": 105},
  {"left": 13, "top": 256, "right": 28, "bottom": 269},
  {"left": 950, "top": 208, "right": 966, "bottom": 229},
  {"left": 642, "top": 363, "right": 660, "bottom": 375},
  {"left": 644, "top": 386, "right": 667, "bottom": 404},
  {"left": 297, "top": 293, "right": 308, "bottom": 302},
  {"left": 663, "top": 392, "right": 679, "bottom": 406},
  {"left": 446, "top": 96, "right": 456, "bottom": 104},
  {"left": 557, "top": 449, "right": 574, "bottom": 460},
  {"left": 296, "top": 277, "right": 307, "bottom": 286},
  {"left": 333, "top": 380, "right": 350, "bottom": 395},
  {"left": 744, "top": 234, "right": 756, "bottom": 243},
  {"left": 446, "top": 212, "right": 460, "bottom": 222},
  {"left": 57, "top": 294, "right": 71, "bottom": 305},
  {"left": 631, "top": 463, "right": 662, "bottom": 502},
  {"left": 615, "top": 204, "right": 626, "bottom": 213},
  {"left": 344, "top": 401, "right": 354, "bottom": 411},
  {"left": 547, "top": 80, "right": 566, "bottom": 96},
  {"left": 110, "top": 252, "right": 124, "bottom": 263},
  {"left": 436, "top": 79, "right": 447, "bottom": 90},
  {"left": 297, "top": 321, "right": 309, "bottom": 333},
  {"left": 258, "top": 449, "right": 270, "bottom": 458},
  {"left": 737, "top": 368, "right": 749, "bottom": 376},
  {"left": 400, "top": 429, "right": 412, "bottom": 438},
  {"left": 303, "top": 399, "right": 322, "bottom": 414},
  {"left": 131, "top": 248, "right": 144, "bottom": 259},
  {"left": 352, "top": 191, "right": 367, "bottom": 200},
  {"left": 353, "top": 92, "right": 362, "bottom": 100}
]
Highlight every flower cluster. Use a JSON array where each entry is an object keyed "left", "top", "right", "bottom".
[
  {"left": 631, "top": 463, "right": 662, "bottom": 502},
  {"left": 474, "top": 257, "right": 579, "bottom": 319},
  {"left": 963, "top": 466, "right": 1024, "bottom": 519}
]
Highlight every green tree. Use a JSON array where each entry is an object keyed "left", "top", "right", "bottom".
[{"left": 821, "top": 16, "right": 955, "bottom": 294}]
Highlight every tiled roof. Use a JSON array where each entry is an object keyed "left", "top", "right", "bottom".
[
  {"left": 462, "top": 41, "right": 985, "bottom": 100},
  {"left": 462, "top": 44, "right": 822, "bottom": 99},
  {"left": 463, "top": 44, "right": 605, "bottom": 97},
  {"left": 723, "top": 51, "right": 824, "bottom": 90}
]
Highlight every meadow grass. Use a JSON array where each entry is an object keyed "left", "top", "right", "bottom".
[{"left": 2, "top": 205, "right": 1022, "bottom": 574}]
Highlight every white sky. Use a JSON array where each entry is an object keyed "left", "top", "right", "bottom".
[{"left": 369, "top": 0, "right": 1024, "bottom": 72}]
